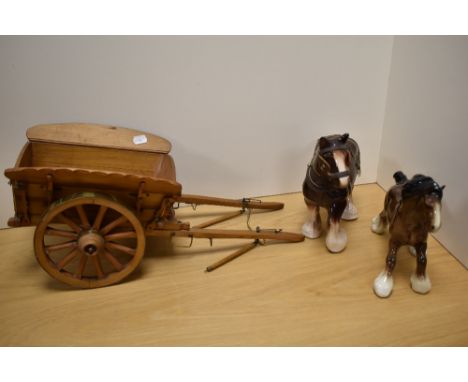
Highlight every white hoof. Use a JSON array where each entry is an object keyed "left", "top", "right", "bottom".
[
  {"left": 341, "top": 201, "right": 358, "bottom": 221},
  {"left": 373, "top": 271, "right": 394, "bottom": 298},
  {"left": 408, "top": 246, "right": 417, "bottom": 257},
  {"left": 371, "top": 215, "right": 386, "bottom": 234},
  {"left": 325, "top": 227, "right": 347, "bottom": 253},
  {"left": 411, "top": 272, "right": 432, "bottom": 294},
  {"left": 302, "top": 220, "right": 322, "bottom": 239}
]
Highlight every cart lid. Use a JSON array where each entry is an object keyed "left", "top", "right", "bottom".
[{"left": 27, "top": 123, "right": 172, "bottom": 154}]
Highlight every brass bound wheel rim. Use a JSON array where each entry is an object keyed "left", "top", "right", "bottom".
[{"left": 34, "top": 192, "right": 145, "bottom": 288}]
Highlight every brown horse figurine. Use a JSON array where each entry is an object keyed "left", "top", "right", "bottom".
[
  {"left": 371, "top": 171, "right": 445, "bottom": 298},
  {"left": 302, "top": 133, "right": 360, "bottom": 252}
]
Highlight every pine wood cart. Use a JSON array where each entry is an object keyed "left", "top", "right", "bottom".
[{"left": 5, "top": 123, "right": 304, "bottom": 288}]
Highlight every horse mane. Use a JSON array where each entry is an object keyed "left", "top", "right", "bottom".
[{"left": 397, "top": 172, "right": 444, "bottom": 200}]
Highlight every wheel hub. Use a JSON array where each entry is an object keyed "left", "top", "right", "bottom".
[{"left": 78, "top": 230, "right": 105, "bottom": 256}]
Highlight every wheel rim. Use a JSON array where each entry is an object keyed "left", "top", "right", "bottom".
[{"left": 34, "top": 193, "right": 145, "bottom": 288}]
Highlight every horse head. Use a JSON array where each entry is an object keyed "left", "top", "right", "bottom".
[
  {"left": 397, "top": 172, "right": 445, "bottom": 232},
  {"left": 315, "top": 133, "right": 353, "bottom": 189}
]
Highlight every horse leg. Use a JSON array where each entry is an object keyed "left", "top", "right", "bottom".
[
  {"left": 302, "top": 201, "right": 322, "bottom": 239},
  {"left": 371, "top": 210, "right": 388, "bottom": 234},
  {"left": 325, "top": 199, "right": 347, "bottom": 253},
  {"left": 341, "top": 194, "right": 359, "bottom": 221},
  {"left": 373, "top": 239, "right": 400, "bottom": 298},
  {"left": 410, "top": 242, "right": 432, "bottom": 294}
]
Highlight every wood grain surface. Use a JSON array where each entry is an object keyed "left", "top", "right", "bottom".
[
  {"left": 27, "top": 123, "right": 172, "bottom": 154},
  {"left": 0, "top": 184, "right": 466, "bottom": 346}
]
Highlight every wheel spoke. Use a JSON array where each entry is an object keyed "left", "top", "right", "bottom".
[
  {"left": 105, "top": 231, "right": 137, "bottom": 240},
  {"left": 35, "top": 193, "right": 145, "bottom": 288},
  {"left": 92, "top": 255, "right": 105, "bottom": 278},
  {"left": 100, "top": 215, "right": 128, "bottom": 235},
  {"left": 57, "top": 213, "right": 81, "bottom": 233},
  {"left": 56, "top": 248, "right": 80, "bottom": 270},
  {"left": 46, "top": 240, "right": 77, "bottom": 253},
  {"left": 76, "top": 205, "right": 90, "bottom": 228},
  {"left": 105, "top": 242, "right": 136, "bottom": 256},
  {"left": 93, "top": 206, "right": 108, "bottom": 230},
  {"left": 45, "top": 227, "right": 78, "bottom": 239},
  {"left": 103, "top": 250, "right": 124, "bottom": 271},
  {"left": 74, "top": 255, "right": 88, "bottom": 279}
]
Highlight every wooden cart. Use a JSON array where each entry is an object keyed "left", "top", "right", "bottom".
[{"left": 5, "top": 123, "right": 304, "bottom": 288}]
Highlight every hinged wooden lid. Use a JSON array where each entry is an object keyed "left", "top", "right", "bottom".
[{"left": 27, "top": 123, "right": 172, "bottom": 154}]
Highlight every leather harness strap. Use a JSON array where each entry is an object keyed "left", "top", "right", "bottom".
[
  {"left": 306, "top": 164, "right": 350, "bottom": 199},
  {"left": 314, "top": 143, "right": 353, "bottom": 179}
]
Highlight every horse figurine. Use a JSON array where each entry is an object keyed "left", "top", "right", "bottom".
[
  {"left": 371, "top": 171, "right": 445, "bottom": 298},
  {"left": 302, "top": 133, "right": 360, "bottom": 253}
]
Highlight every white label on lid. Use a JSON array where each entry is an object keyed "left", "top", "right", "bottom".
[{"left": 133, "top": 134, "right": 148, "bottom": 145}]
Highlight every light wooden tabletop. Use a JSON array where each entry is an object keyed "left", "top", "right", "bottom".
[{"left": 0, "top": 184, "right": 466, "bottom": 346}]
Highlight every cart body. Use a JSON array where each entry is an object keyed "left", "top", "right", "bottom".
[
  {"left": 6, "top": 123, "right": 180, "bottom": 228},
  {"left": 5, "top": 123, "right": 303, "bottom": 288}
]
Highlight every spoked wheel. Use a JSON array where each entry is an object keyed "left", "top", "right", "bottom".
[{"left": 34, "top": 192, "right": 146, "bottom": 288}]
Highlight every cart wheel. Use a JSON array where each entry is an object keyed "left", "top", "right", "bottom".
[{"left": 34, "top": 192, "right": 145, "bottom": 288}]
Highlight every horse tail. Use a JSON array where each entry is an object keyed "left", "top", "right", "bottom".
[{"left": 393, "top": 171, "right": 408, "bottom": 184}]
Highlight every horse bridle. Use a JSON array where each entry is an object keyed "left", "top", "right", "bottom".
[
  {"left": 314, "top": 145, "right": 351, "bottom": 179},
  {"left": 305, "top": 143, "right": 354, "bottom": 199}
]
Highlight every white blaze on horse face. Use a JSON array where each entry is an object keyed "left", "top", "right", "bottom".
[
  {"left": 431, "top": 201, "right": 442, "bottom": 232},
  {"left": 333, "top": 150, "right": 349, "bottom": 188}
]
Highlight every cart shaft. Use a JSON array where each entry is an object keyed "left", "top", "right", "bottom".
[
  {"left": 174, "top": 194, "right": 284, "bottom": 211},
  {"left": 145, "top": 227, "right": 304, "bottom": 242}
]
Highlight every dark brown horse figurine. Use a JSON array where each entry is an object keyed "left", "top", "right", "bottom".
[
  {"left": 372, "top": 171, "right": 445, "bottom": 298},
  {"left": 302, "top": 133, "right": 360, "bottom": 252}
]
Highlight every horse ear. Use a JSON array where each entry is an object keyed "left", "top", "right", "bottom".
[
  {"left": 340, "top": 133, "right": 349, "bottom": 143},
  {"left": 441, "top": 185, "right": 446, "bottom": 190},
  {"left": 393, "top": 171, "right": 408, "bottom": 184},
  {"left": 319, "top": 137, "right": 329, "bottom": 149}
]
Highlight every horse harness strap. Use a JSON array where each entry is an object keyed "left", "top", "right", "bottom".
[
  {"left": 310, "top": 144, "right": 353, "bottom": 180},
  {"left": 306, "top": 164, "right": 350, "bottom": 199},
  {"left": 327, "top": 169, "right": 351, "bottom": 179},
  {"left": 303, "top": 135, "right": 360, "bottom": 205}
]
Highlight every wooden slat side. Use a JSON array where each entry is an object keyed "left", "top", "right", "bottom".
[
  {"left": 30, "top": 142, "right": 177, "bottom": 181},
  {"left": 4, "top": 167, "right": 182, "bottom": 196}
]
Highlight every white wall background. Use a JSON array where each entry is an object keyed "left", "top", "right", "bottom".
[
  {"left": 0, "top": 36, "right": 393, "bottom": 227},
  {"left": 377, "top": 36, "right": 468, "bottom": 267},
  {"left": 2, "top": 36, "right": 467, "bottom": 266}
]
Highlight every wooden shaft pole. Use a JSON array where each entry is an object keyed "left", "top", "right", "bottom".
[
  {"left": 174, "top": 194, "right": 284, "bottom": 211},
  {"left": 192, "top": 210, "right": 244, "bottom": 229},
  {"left": 206, "top": 241, "right": 258, "bottom": 272},
  {"left": 146, "top": 228, "right": 305, "bottom": 242}
]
